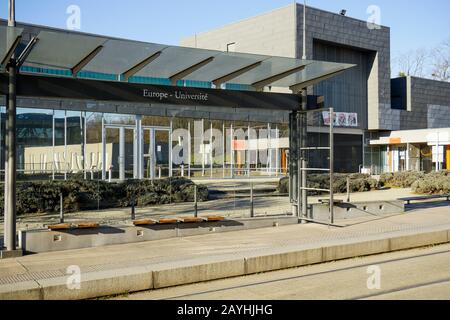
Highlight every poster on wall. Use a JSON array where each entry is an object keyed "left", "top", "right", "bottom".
[{"left": 323, "top": 111, "right": 358, "bottom": 127}]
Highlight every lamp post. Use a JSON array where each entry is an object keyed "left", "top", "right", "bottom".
[{"left": 4, "top": 0, "right": 18, "bottom": 252}]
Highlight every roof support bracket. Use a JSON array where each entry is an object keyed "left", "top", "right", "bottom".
[
  {"left": 289, "top": 70, "right": 345, "bottom": 93},
  {"left": 169, "top": 56, "right": 215, "bottom": 85},
  {"left": 212, "top": 61, "right": 263, "bottom": 88},
  {"left": 17, "top": 36, "right": 39, "bottom": 69},
  {"left": 252, "top": 64, "right": 308, "bottom": 91},
  {"left": 121, "top": 50, "right": 164, "bottom": 82},
  {"left": 71, "top": 45, "right": 104, "bottom": 78},
  {"left": 1, "top": 34, "right": 22, "bottom": 67}
]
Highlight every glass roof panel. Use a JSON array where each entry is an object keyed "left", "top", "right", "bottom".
[
  {"left": 15, "top": 26, "right": 354, "bottom": 88},
  {"left": 270, "top": 61, "right": 355, "bottom": 88},
  {"left": 0, "top": 25, "right": 23, "bottom": 66},
  {"left": 227, "top": 57, "right": 314, "bottom": 85},
  {"left": 134, "top": 46, "right": 220, "bottom": 78},
  {"left": 25, "top": 30, "right": 107, "bottom": 69},
  {"left": 82, "top": 39, "right": 168, "bottom": 75},
  {"left": 183, "top": 52, "right": 268, "bottom": 82}
]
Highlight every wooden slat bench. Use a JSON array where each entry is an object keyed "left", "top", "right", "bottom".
[
  {"left": 133, "top": 219, "right": 157, "bottom": 226},
  {"left": 204, "top": 216, "right": 225, "bottom": 222},
  {"left": 158, "top": 218, "right": 179, "bottom": 224},
  {"left": 180, "top": 217, "right": 204, "bottom": 223},
  {"left": 75, "top": 223, "right": 100, "bottom": 229},
  {"left": 398, "top": 194, "right": 450, "bottom": 205},
  {"left": 47, "top": 223, "right": 71, "bottom": 231}
]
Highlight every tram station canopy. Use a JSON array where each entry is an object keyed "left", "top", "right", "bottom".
[{"left": 0, "top": 25, "right": 354, "bottom": 91}]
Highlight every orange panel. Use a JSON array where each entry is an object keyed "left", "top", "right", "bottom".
[
  {"left": 446, "top": 146, "right": 450, "bottom": 170},
  {"left": 389, "top": 137, "right": 402, "bottom": 144}
]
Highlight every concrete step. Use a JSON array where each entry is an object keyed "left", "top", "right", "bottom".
[{"left": 1, "top": 226, "right": 449, "bottom": 300}]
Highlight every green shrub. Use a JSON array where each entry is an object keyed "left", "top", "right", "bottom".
[
  {"left": 411, "top": 171, "right": 450, "bottom": 194},
  {"left": 278, "top": 173, "right": 379, "bottom": 195},
  {"left": 0, "top": 177, "right": 208, "bottom": 216},
  {"left": 380, "top": 171, "right": 425, "bottom": 188}
]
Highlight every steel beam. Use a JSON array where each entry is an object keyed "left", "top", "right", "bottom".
[
  {"left": 72, "top": 45, "right": 104, "bottom": 77},
  {"left": 169, "top": 56, "right": 215, "bottom": 85},
  {"left": 121, "top": 51, "right": 163, "bottom": 82},
  {"left": 212, "top": 61, "right": 263, "bottom": 88},
  {"left": 252, "top": 64, "right": 307, "bottom": 91}
]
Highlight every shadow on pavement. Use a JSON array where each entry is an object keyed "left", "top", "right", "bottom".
[{"left": 405, "top": 200, "right": 450, "bottom": 212}]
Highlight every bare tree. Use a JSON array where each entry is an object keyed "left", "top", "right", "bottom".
[
  {"left": 394, "top": 48, "right": 428, "bottom": 78},
  {"left": 431, "top": 39, "right": 450, "bottom": 82}
]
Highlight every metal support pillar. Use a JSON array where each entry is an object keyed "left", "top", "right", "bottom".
[
  {"left": 83, "top": 113, "right": 87, "bottom": 180},
  {"left": 210, "top": 122, "right": 213, "bottom": 178},
  {"left": 4, "top": 0, "right": 17, "bottom": 251},
  {"left": 169, "top": 120, "right": 173, "bottom": 177},
  {"left": 201, "top": 119, "right": 205, "bottom": 177},
  {"left": 289, "top": 112, "right": 298, "bottom": 216},
  {"left": 329, "top": 108, "right": 335, "bottom": 224},
  {"left": 230, "top": 124, "right": 234, "bottom": 178},
  {"left": 64, "top": 112, "right": 68, "bottom": 180},
  {"left": 119, "top": 126, "right": 125, "bottom": 181},
  {"left": 300, "top": 90, "right": 308, "bottom": 222},
  {"left": 247, "top": 124, "right": 251, "bottom": 177},
  {"left": 188, "top": 122, "right": 192, "bottom": 178},
  {"left": 101, "top": 116, "right": 106, "bottom": 180},
  {"left": 52, "top": 113, "right": 55, "bottom": 180},
  {"left": 222, "top": 122, "right": 226, "bottom": 178}
]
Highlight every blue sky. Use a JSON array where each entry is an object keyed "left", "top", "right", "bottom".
[{"left": 1, "top": 0, "right": 449, "bottom": 74}]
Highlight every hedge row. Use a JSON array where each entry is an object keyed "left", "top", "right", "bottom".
[
  {"left": 379, "top": 171, "right": 426, "bottom": 188},
  {"left": 380, "top": 170, "right": 450, "bottom": 194},
  {"left": 278, "top": 173, "right": 379, "bottom": 195},
  {"left": 411, "top": 171, "right": 450, "bottom": 194},
  {"left": 0, "top": 178, "right": 208, "bottom": 216}
]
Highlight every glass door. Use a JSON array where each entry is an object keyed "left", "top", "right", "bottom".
[{"left": 143, "top": 127, "right": 171, "bottom": 179}]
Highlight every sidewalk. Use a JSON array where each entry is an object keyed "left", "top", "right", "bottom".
[
  {"left": 0, "top": 201, "right": 449, "bottom": 300},
  {"left": 0, "top": 188, "right": 415, "bottom": 235}
]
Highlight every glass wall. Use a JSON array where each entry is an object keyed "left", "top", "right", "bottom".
[
  {"left": 17, "top": 108, "right": 53, "bottom": 177},
  {"left": 2, "top": 104, "right": 291, "bottom": 183}
]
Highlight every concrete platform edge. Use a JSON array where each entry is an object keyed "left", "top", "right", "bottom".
[{"left": 2, "top": 227, "right": 450, "bottom": 300}]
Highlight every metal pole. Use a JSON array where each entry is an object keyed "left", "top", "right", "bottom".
[
  {"left": 131, "top": 196, "right": 136, "bottom": 221},
  {"left": 188, "top": 122, "right": 191, "bottom": 178},
  {"left": 52, "top": 112, "right": 55, "bottom": 180},
  {"left": 201, "top": 119, "right": 205, "bottom": 177},
  {"left": 275, "top": 125, "right": 279, "bottom": 177},
  {"left": 119, "top": 126, "right": 125, "bottom": 181},
  {"left": 59, "top": 193, "right": 64, "bottom": 223},
  {"left": 222, "top": 122, "right": 225, "bottom": 178},
  {"left": 4, "top": 0, "right": 17, "bottom": 251},
  {"left": 230, "top": 124, "right": 234, "bottom": 178},
  {"left": 296, "top": 111, "right": 301, "bottom": 217},
  {"left": 102, "top": 116, "right": 106, "bottom": 180},
  {"left": 329, "top": 108, "right": 335, "bottom": 225},
  {"left": 301, "top": 90, "right": 308, "bottom": 222},
  {"left": 346, "top": 176, "right": 350, "bottom": 203},
  {"left": 247, "top": 124, "right": 251, "bottom": 177},
  {"left": 288, "top": 112, "right": 296, "bottom": 214},
  {"left": 250, "top": 182, "right": 254, "bottom": 218},
  {"left": 83, "top": 113, "right": 87, "bottom": 180},
  {"left": 210, "top": 122, "right": 213, "bottom": 178},
  {"left": 64, "top": 112, "right": 67, "bottom": 180},
  {"left": 194, "top": 184, "right": 198, "bottom": 217},
  {"left": 169, "top": 120, "right": 173, "bottom": 178}
]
